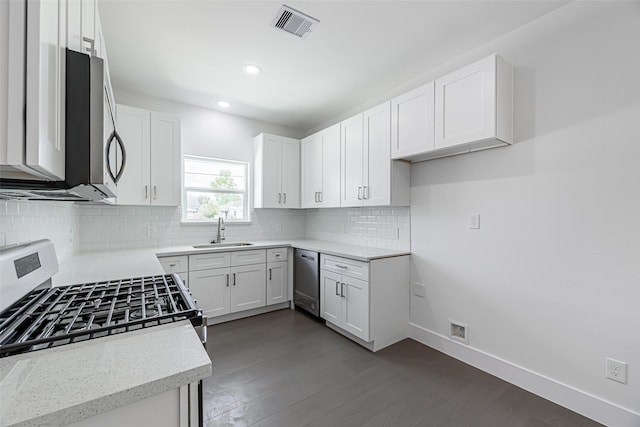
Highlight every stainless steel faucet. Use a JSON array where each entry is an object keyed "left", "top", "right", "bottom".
[{"left": 211, "top": 217, "right": 225, "bottom": 243}]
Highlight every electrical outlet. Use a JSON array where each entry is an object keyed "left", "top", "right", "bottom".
[
  {"left": 468, "top": 213, "right": 480, "bottom": 229},
  {"left": 144, "top": 225, "right": 155, "bottom": 238},
  {"left": 606, "top": 358, "right": 627, "bottom": 384}
]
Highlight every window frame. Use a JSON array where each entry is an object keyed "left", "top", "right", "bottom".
[{"left": 181, "top": 155, "right": 251, "bottom": 224}]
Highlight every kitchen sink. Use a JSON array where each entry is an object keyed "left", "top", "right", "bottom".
[{"left": 192, "top": 242, "right": 253, "bottom": 249}]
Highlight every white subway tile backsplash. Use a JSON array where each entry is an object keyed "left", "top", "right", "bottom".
[
  {"left": 0, "top": 200, "right": 79, "bottom": 261},
  {"left": 2, "top": 199, "right": 410, "bottom": 257}
]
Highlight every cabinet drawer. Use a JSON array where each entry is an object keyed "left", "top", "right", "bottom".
[
  {"left": 321, "top": 254, "right": 369, "bottom": 281},
  {"left": 231, "top": 249, "right": 267, "bottom": 266},
  {"left": 189, "top": 252, "right": 231, "bottom": 271},
  {"left": 158, "top": 256, "right": 188, "bottom": 274},
  {"left": 267, "top": 247, "right": 288, "bottom": 262}
]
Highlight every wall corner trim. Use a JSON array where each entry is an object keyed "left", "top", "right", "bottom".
[{"left": 408, "top": 323, "right": 640, "bottom": 427}]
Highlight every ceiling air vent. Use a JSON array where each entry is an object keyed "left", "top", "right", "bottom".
[{"left": 271, "top": 5, "right": 319, "bottom": 39}]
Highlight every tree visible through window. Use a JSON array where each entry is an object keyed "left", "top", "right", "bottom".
[{"left": 182, "top": 156, "right": 249, "bottom": 222}]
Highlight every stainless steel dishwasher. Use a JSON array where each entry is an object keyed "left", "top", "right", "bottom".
[{"left": 294, "top": 249, "right": 320, "bottom": 317}]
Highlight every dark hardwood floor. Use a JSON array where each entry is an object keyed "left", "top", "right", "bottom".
[{"left": 203, "top": 309, "right": 601, "bottom": 427}]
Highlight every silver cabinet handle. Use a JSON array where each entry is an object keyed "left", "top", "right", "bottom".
[
  {"left": 341, "top": 282, "right": 345, "bottom": 297},
  {"left": 226, "top": 273, "right": 229, "bottom": 287},
  {"left": 319, "top": 191, "right": 323, "bottom": 202},
  {"left": 168, "top": 263, "right": 176, "bottom": 267},
  {"left": 82, "top": 36, "right": 95, "bottom": 56},
  {"left": 278, "top": 193, "right": 282, "bottom": 203},
  {"left": 269, "top": 268, "right": 272, "bottom": 280},
  {"left": 358, "top": 187, "right": 362, "bottom": 200},
  {"left": 153, "top": 185, "right": 157, "bottom": 199},
  {"left": 283, "top": 193, "right": 287, "bottom": 204},
  {"left": 335, "top": 281, "right": 340, "bottom": 296},
  {"left": 275, "top": 253, "right": 281, "bottom": 258},
  {"left": 233, "top": 273, "right": 236, "bottom": 286},
  {"left": 364, "top": 186, "right": 369, "bottom": 199},
  {"left": 314, "top": 191, "right": 318, "bottom": 203},
  {"left": 144, "top": 185, "right": 148, "bottom": 199},
  {"left": 335, "top": 264, "right": 348, "bottom": 269}
]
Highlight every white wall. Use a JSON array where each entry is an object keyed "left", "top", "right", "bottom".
[
  {"left": 0, "top": 200, "right": 79, "bottom": 262},
  {"left": 114, "top": 89, "right": 304, "bottom": 162},
  {"left": 409, "top": 1, "right": 639, "bottom": 422}
]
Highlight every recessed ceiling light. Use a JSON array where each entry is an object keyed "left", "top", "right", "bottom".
[
  {"left": 242, "top": 64, "right": 261, "bottom": 75},
  {"left": 217, "top": 101, "right": 231, "bottom": 108}
]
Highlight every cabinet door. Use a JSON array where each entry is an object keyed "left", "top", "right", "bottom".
[
  {"left": 390, "top": 81, "right": 435, "bottom": 159},
  {"left": 320, "top": 270, "right": 342, "bottom": 326},
  {"left": 266, "top": 261, "right": 288, "bottom": 306},
  {"left": 188, "top": 267, "right": 230, "bottom": 318},
  {"left": 66, "top": 0, "right": 82, "bottom": 53},
  {"left": 300, "top": 133, "right": 322, "bottom": 208},
  {"left": 340, "top": 113, "right": 364, "bottom": 208},
  {"left": 81, "top": 0, "right": 95, "bottom": 51},
  {"left": 1, "top": 0, "right": 26, "bottom": 170},
  {"left": 320, "top": 123, "right": 341, "bottom": 207},
  {"left": 116, "top": 105, "right": 150, "bottom": 205},
  {"left": 435, "top": 55, "right": 496, "bottom": 149},
  {"left": 281, "top": 136, "right": 300, "bottom": 208},
  {"left": 230, "top": 263, "right": 266, "bottom": 313},
  {"left": 150, "top": 112, "right": 180, "bottom": 206},
  {"left": 25, "top": 0, "right": 67, "bottom": 180},
  {"left": 363, "top": 101, "right": 391, "bottom": 206},
  {"left": 259, "top": 134, "right": 282, "bottom": 208},
  {"left": 342, "top": 276, "right": 370, "bottom": 341}
]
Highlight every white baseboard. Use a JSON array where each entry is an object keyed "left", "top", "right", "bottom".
[{"left": 408, "top": 323, "right": 640, "bottom": 427}]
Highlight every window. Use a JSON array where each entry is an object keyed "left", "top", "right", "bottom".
[{"left": 182, "top": 155, "right": 250, "bottom": 222}]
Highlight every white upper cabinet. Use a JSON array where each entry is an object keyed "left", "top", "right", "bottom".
[
  {"left": 24, "top": 0, "right": 67, "bottom": 180},
  {"left": 390, "top": 81, "right": 435, "bottom": 160},
  {"left": 254, "top": 133, "right": 300, "bottom": 209},
  {"left": 0, "top": 0, "right": 26, "bottom": 172},
  {"left": 341, "top": 102, "right": 410, "bottom": 208},
  {"left": 435, "top": 53, "right": 513, "bottom": 152},
  {"left": 340, "top": 113, "right": 364, "bottom": 207},
  {"left": 116, "top": 104, "right": 181, "bottom": 206},
  {"left": 67, "top": 0, "right": 99, "bottom": 56},
  {"left": 150, "top": 112, "right": 181, "bottom": 205},
  {"left": 392, "top": 54, "right": 513, "bottom": 162},
  {"left": 301, "top": 123, "right": 341, "bottom": 208}
]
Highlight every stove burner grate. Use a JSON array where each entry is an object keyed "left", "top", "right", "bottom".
[{"left": 0, "top": 274, "right": 201, "bottom": 357}]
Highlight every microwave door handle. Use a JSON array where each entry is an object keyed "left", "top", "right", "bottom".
[
  {"left": 113, "top": 130, "right": 126, "bottom": 184},
  {"left": 106, "top": 130, "right": 127, "bottom": 184},
  {"left": 106, "top": 131, "right": 117, "bottom": 183}
]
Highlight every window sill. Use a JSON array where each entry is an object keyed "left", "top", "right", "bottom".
[{"left": 180, "top": 220, "right": 252, "bottom": 225}]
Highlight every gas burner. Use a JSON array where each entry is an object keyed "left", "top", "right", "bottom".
[{"left": 0, "top": 274, "right": 202, "bottom": 358}]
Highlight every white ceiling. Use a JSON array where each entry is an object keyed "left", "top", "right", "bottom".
[{"left": 99, "top": 0, "right": 569, "bottom": 132}]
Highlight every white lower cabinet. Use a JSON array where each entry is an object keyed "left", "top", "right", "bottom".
[
  {"left": 321, "top": 270, "right": 370, "bottom": 342},
  {"left": 267, "top": 261, "right": 288, "bottom": 306},
  {"left": 67, "top": 383, "right": 197, "bottom": 427},
  {"left": 186, "top": 249, "right": 290, "bottom": 320},
  {"left": 189, "top": 267, "right": 230, "bottom": 318},
  {"left": 320, "top": 253, "right": 409, "bottom": 352},
  {"left": 230, "top": 263, "right": 266, "bottom": 312}
]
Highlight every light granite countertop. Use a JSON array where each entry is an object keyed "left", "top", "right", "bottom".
[
  {"left": 0, "top": 321, "right": 212, "bottom": 427},
  {"left": 53, "top": 239, "right": 409, "bottom": 286}
]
